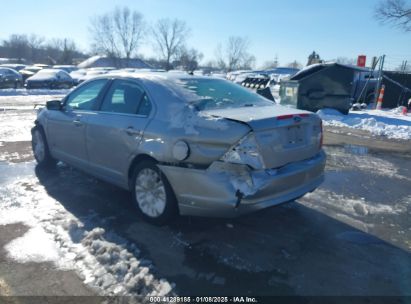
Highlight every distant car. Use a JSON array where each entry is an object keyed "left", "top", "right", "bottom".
[
  {"left": 0, "top": 68, "right": 23, "bottom": 89},
  {"left": 33, "top": 64, "right": 51, "bottom": 69},
  {"left": 69, "top": 69, "right": 87, "bottom": 85},
  {"left": 20, "top": 66, "right": 43, "bottom": 81},
  {"left": 0, "top": 64, "right": 26, "bottom": 72},
  {"left": 25, "top": 69, "right": 73, "bottom": 89},
  {"left": 77, "top": 69, "right": 109, "bottom": 84},
  {"left": 31, "top": 73, "right": 325, "bottom": 224},
  {"left": 53, "top": 65, "right": 78, "bottom": 73}
]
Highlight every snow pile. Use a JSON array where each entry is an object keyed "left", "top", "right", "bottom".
[
  {"left": 0, "top": 178, "right": 174, "bottom": 296},
  {"left": 317, "top": 108, "right": 411, "bottom": 140}
]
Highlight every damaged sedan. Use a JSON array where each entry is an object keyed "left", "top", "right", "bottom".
[{"left": 31, "top": 73, "right": 326, "bottom": 224}]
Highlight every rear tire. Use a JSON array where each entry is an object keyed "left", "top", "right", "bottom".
[
  {"left": 31, "top": 127, "right": 56, "bottom": 167},
  {"left": 131, "top": 160, "right": 178, "bottom": 225}
]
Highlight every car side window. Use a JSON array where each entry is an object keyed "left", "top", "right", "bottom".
[
  {"left": 100, "top": 80, "right": 145, "bottom": 115},
  {"left": 65, "top": 79, "right": 108, "bottom": 111},
  {"left": 59, "top": 72, "right": 69, "bottom": 79},
  {"left": 137, "top": 94, "right": 152, "bottom": 116}
]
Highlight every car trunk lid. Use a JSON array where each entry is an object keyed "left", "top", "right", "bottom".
[{"left": 202, "top": 105, "right": 322, "bottom": 168}]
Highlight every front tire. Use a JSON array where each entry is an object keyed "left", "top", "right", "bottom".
[
  {"left": 131, "top": 160, "right": 178, "bottom": 225},
  {"left": 31, "top": 127, "right": 56, "bottom": 167}
]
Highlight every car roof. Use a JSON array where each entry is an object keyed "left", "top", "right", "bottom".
[
  {"left": 100, "top": 71, "right": 215, "bottom": 82},
  {"left": 0, "top": 67, "right": 17, "bottom": 72}
]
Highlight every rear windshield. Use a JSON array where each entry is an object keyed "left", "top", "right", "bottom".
[{"left": 176, "top": 78, "right": 272, "bottom": 110}]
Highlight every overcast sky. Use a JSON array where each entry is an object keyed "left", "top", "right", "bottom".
[{"left": 2, "top": 0, "right": 410, "bottom": 68}]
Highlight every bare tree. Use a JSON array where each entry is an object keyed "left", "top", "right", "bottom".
[
  {"left": 27, "top": 34, "right": 45, "bottom": 63},
  {"left": 45, "top": 38, "right": 79, "bottom": 64},
  {"left": 2, "top": 34, "right": 29, "bottom": 62},
  {"left": 286, "top": 60, "right": 303, "bottom": 69},
  {"left": 375, "top": 0, "right": 411, "bottom": 31},
  {"left": 215, "top": 36, "right": 255, "bottom": 71},
  {"left": 60, "top": 39, "right": 78, "bottom": 64},
  {"left": 262, "top": 55, "right": 279, "bottom": 69},
  {"left": 175, "top": 47, "right": 203, "bottom": 72},
  {"left": 0, "top": 33, "right": 86, "bottom": 64},
  {"left": 90, "top": 6, "right": 145, "bottom": 60},
  {"left": 152, "top": 18, "right": 190, "bottom": 70}
]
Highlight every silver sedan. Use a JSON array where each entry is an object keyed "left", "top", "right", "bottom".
[{"left": 32, "top": 73, "right": 326, "bottom": 224}]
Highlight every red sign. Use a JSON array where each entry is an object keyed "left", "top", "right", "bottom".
[{"left": 357, "top": 55, "right": 366, "bottom": 67}]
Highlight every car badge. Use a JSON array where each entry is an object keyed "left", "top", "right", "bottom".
[{"left": 293, "top": 116, "right": 302, "bottom": 123}]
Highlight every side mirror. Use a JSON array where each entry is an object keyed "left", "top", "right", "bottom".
[{"left": 46, "top": 100, "right": 62, "bottom": 111}]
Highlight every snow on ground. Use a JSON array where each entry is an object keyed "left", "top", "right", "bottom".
[
  {"left": 318, "top": 108, "right": 411, "bottom": 140},
  {"left": 303, "top": 188, "right": 408, "bottom": 218},
  {"left": 5, "top": 226, "right": 63, "bottom": 264},
  {"left": 0, "top": 88, "right": 71, "bottom": 97},
  {"left": 0, "top": 174, "right": 174, "bottom": 296},
  {"left": 325, "top": 145, "right": 410, "bottom": 180},
  {"left": 0, "top": 110, "right": 37, "bottom": 142},
  {"left": 0, "top": 89, "right": 67, "bottom": 142}
]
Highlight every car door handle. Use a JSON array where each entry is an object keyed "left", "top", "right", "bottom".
[
  {"left": 73, "top": 119, "right": 82, "bottom": 126},
  {"left": 125, "top": 127, "right": 142, "bottom": 136}
]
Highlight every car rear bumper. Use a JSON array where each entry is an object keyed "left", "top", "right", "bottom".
[{"left": 159, "top": 150, "right": 326, "bottom": 217}]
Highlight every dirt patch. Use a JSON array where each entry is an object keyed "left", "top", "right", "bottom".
[{"left": 0, "top": 141, "right": 33, "bottom": 163}]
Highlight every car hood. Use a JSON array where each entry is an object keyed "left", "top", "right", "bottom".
[{"left": 202, "top": 105, "right": 311, "bottom": 131}]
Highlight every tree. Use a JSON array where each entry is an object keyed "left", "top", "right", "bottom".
[
  {"left": 27, "top": 34, "right": 45, "bottom": 63},
  {"left": 90, "top": 6, "right": 145, "bottom": 60},
  {"left": 44, "top": 38, "right": 80, "bottom": 65},
  {"left": 286, "top": 60, "right": 303, "bottom": 69},
  {"left": 175, "top": 47, "right": 203, "bottom": 72},
  {"left": 60, "top": 39, "right": 78, "bottom": 64},
  {"left": 215, "top": 36, "right": 255, "bottom": 71},
  {"left": 375, "top": 0, "right": 411, "bottom": 31},
  {"left": 262, "top": 55, "right": 279, "bottom": 69},
  {"left": 307, "top": 51, "right": 323, "bottom": 66},
  {"left": 2, "top": 34, "right": 29, "bottom": 62},
  {"left": 152, "top": 18, "right": 190, "bottom": 70}
]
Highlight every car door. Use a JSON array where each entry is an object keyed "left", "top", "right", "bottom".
[
  {"left": 57, "top": 71, "right": 71, "bottom": 88},
  {"left": 2, "top": 69, "right": 14, "bottom": 87},
  {"left": 0, "top": 70, "right": 5, "bottom": 88},
  {"left": 47, "top": 78, "right": 109, "bottom": 169},
  {"left": 86, "top": 79, "right": 153, "bottom": 187}
]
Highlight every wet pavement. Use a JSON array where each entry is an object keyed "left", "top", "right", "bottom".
[
  {"left": 0, "top": 98, "right": 410, "bottom": 296},
  {"left": 0, "top": 138, "right": 410, "bottom": 296}
]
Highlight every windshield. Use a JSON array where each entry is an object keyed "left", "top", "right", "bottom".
[{"left": 176, "top": 78, "right": 272, "bottom": 110}]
